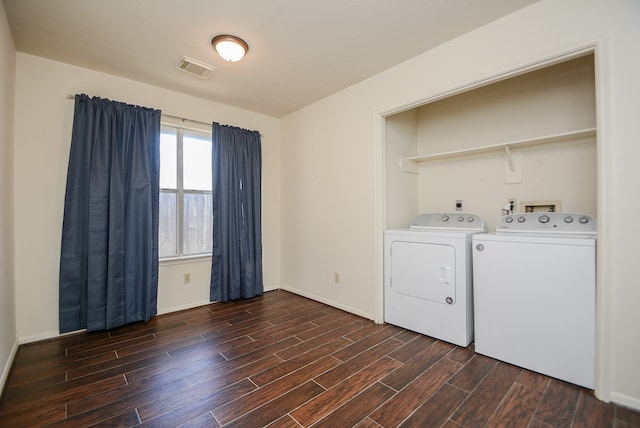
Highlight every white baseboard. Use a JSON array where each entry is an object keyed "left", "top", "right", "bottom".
[
  {"left": 610, "top": 391, "right": 640, "bottom": 412},
  {"left": 1, "top": 339, "right": 19, "bottom": 392},
  {"left": 278, "top": 285, "right": 374, "bottom": 321},
  {"left": 158, "top": 286, "right": 280, "bottom": 315},
  {"left": 157, "top": 300, "right": 213, "bottom": 315},
  {"left": 18, "top": 329, "right": 68, "bottom": 345}
]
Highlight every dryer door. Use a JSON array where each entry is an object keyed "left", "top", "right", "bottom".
[{"left": 389, "top": 241, "right": 456, "bottom": 304}]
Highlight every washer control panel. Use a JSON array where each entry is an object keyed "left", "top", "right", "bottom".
[
  {"left": 410, "top": 213, "right": 487, "bottom": 232},
  {"left": 497, "top": 212, "right": 597, "bottom": 234}
]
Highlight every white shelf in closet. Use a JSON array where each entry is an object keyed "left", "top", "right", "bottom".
[{"left": 399, "top": 127, "right": 597, "bottom": 174}]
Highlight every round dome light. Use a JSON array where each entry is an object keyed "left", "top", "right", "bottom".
[{"left": 211, "top": 35, "right": 249, "bottom": 62}]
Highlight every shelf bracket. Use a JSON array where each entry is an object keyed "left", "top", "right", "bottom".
[
  {"left": 399, "top": 158, "right": 419, "bottom": 174},
  {"left": 504, "top": 145, "right": 515, "bottom": 172},
  {"left": 503, "top": 146, "right": 522, "bottom": 184}
]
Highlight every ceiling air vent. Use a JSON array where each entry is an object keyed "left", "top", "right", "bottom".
[{"left": 177, "top": 57, "right": 216, "bottom": 79}]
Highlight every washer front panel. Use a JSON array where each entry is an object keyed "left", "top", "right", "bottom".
[{"left": 472, "top": 232, "right": 596, "bottom": 389}]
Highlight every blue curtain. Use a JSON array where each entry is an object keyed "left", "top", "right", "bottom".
[
  {"left": 210, "top": 122, "right": 263, "bottom": 301},
  {"left": 59, "top": 94, "right": 161, "bottom": 333}
]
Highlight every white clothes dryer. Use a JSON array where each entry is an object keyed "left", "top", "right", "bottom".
[
  {"left": 472, "top": 212, "right": 597, "bottom": 389},
  {"left": 384, "top": 213, "right": 487, "bottom": 347}
]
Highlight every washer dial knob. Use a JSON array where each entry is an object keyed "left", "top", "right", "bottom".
[
  {"left": 517, "top": 216, "right": 526, "bottom": 223},
  {"left": 538, "top": 215, "right": 550, "bottom": 224},
  {"left": 505, "top": 216, "right": 514, "bottom": 223},
  {"left": 579, "top": 216, "right": 589, "bottom": 224},
  {"left": 441, "top": 215, "right": 449, "bottom": 222},
  {"left": 564, "top": 216, "right": 574, "bottom": 223}
]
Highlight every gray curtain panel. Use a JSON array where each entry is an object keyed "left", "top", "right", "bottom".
[
  {"left": 210, "top": 122, "right": 263, "bottom": 302},
  {"left": 59, "top": 94, "right": 161, "bottom": 333}
]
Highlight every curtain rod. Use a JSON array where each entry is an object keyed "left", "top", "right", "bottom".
[
  {"left": 65, "top": 94, "right": 261, "bottom": 135},
  {"left": 66, "top": 94, "right": 211, "bottom": 127},
  {"left": 161, "top": 114, "right": 211, "bottom": 127}
]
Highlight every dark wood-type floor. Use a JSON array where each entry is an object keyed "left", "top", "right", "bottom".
[{"left": 1, "top": 290, "right": 639, "bottom": 427}]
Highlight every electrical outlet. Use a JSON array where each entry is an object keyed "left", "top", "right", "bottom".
[
  {"left": 184, "top": 273, "right": 191, "bottom": 284},
  {"left": 334, "top": 272, "right": 340, "bottom": 284}
]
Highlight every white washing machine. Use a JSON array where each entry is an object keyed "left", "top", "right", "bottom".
[
  {"left": 384, "top": 213, "right": 487, "bottom": 347},
  {"left": 472, "top": 212, "right": 597, "bottom": 389}
]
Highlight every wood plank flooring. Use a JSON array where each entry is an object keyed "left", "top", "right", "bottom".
[{"left": 1, "top": 290, "right": 639, "bottom": 427}]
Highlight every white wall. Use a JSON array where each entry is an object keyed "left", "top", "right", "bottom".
[
  {"left": 385, "top": 109, "right": 418, "bottom": 230},
  {"left": 13, "top": 53, "right": 281, "bottom": 342},
  {"left": 280, "top": 0, "right": 640, "bottom": 409},
  {"left": 416, "top": 55, "right": 596, "bottom": 153},
  {"left": 0, "top": 3, "right": 17, "bottom": 391},
  {"left": 280, "top": 88, "right": 378, "bottom": 318}
]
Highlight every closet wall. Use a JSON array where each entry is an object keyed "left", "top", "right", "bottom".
[{"left": 386, "top": 55, "right": 596, "bottom": 231}]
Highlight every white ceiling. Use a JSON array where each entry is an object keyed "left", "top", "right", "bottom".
[{"left": 3, "top": 0, "right": 539, "bottom": 118}]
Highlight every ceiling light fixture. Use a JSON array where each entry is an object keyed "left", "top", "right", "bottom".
[{"left": 211, "top": 34, "right": 249, "bottom": 62}]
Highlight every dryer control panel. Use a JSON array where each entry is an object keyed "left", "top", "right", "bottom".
[
  {"left": 410, "top": 213, "right": 487, "bottom": 232},
  {"left": 497, "top": 212, "right": 597, "bottom": 234}
]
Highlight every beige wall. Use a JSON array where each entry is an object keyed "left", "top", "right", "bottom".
[
  {"left": 0, "top": 3, "right": 16, "bottom": 390},
  {"left": 13, "top": 53, "right": 281, "bottom": 342},
  {"left": 280, "top": 0, "right": 640, "bottom": 409},
  {"left": 385, "top": 109, "right": 418, "bottom": 230}
]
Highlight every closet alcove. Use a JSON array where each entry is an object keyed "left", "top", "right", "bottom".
[{"left": 384, "top": 54, "right": 597, "bottom": 233}]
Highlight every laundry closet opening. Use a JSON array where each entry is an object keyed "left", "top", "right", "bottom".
[{"left": 384, "top": 54, "right": 596, "bottom": 233}]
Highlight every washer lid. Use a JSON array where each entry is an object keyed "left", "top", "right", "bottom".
[{"left": 410, "top": 213, "right": 487, "bottom": 232}]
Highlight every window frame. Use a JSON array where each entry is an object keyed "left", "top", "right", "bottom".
[{"left": 159, "top": 122, "right": 213, "bottom": 261}]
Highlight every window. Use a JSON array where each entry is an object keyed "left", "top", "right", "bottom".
[{"left": 159, "top": 125, "right": 213, "bottom": 258}]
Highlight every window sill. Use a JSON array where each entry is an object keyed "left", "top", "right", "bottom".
[{"left": 160, "top": 254, "right": 212, "bottom": 266}]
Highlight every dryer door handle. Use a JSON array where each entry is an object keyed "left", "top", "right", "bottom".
[{"left": 440, "top": 266, "right": 452, "bottom": 284}]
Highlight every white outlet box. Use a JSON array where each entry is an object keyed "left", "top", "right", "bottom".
[
  {"left": 334, "top": 272, "right": 340, "bottom": 284},
  {"left": 184, "top": 273, "right": 191, "bottom": 284}
]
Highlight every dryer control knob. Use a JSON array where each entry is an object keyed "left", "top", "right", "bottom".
[
  {"left": 564, "top": 216, "right": 574, "bottom": 223},
  {"left": 441, "top": 215, "right": 449, "bottom": 222},
  {"left": 538, "top": 215, "right": 550, "bottom": 223},
  {"left": 505, "top": 216, "right": 514, "bottom": 223},
  {"left": 457, "top": 216, "right": 464, "bottom": 222},
  {"left": 517, "top": 216, "right": 526, "bottom": 223},
  {"left": 579, "top": 216, "right": 589, "bottom": 224},
  {"left": 467, "top": 216, "right": 475, "bottom": 222}
]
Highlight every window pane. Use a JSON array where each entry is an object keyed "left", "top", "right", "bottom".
[
  {"left": 183, "top": 130, "right": 212, "bottom": 191},
  {"left": 160, "top": 127, "right": 177, "bottom": 189},
  {"left": 159, "top": 192, "right": 177, "bottom": 257},
  {"left": 183, "top": 192, "right": 213, "bottom": 255}
]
